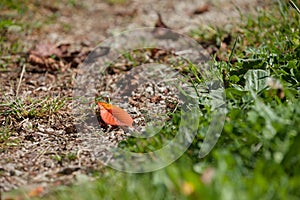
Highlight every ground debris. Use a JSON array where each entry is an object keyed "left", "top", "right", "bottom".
[{"left": 27, "top": 42, "right": 91, "bottom": 72}]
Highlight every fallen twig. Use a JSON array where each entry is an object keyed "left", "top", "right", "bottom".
[
  {"left": 16, "top": 64, "right": 26, "bottom": 97},
  {"left": 289, "top": 0, "right": 300, "bottom": 15}
]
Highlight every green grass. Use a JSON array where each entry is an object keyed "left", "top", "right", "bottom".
[
  {"left": 118, "top": 111, "right": 181, "bottom": 153},
  {"left": 0, "top": 0, "right": 28, "bottom": 13},
  {"left": 0, "top": 97, "right": 67, "bottom": 147},
  {"left": 1, "top": 97, "right": 67, "bottom": 120},
  {"left": 104, "top": 0, "right": 128, "bottom": 5},
  {"left": 0, "top": 123, "right": 16, "bottom": 146},
  {"left": 52, "top": 152, "right": 77, "bottom": 164},
  {"left": 0, "top": 0, "right": 27, "bottom": 56},
  {"left": 3, "top": 1, "right": 300, "bottom": 199},
  {"left": 0, "top": 0, "right": 75, "bottom": 59}
]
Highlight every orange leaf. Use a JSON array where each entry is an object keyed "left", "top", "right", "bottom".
[
  {"left": 97, "top": 102, "right": 133, "bottom": 127},
  {"left": 28, "top": 186, "right": 44, "bottom": 197}
]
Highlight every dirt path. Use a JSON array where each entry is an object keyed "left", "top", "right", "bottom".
[
  {"left": 22, "top": 0, "right": 264, "bottom": 44},
  {"left": 1, "top": 0, "right": 268, "bottom": 194}
]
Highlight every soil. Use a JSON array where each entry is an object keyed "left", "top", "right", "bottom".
[{"left": 0, "top": 0, "right": 269, "bottom": 196}]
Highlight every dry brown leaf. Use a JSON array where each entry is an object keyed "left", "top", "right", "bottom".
[
  {"left": 115, "top": 8, "right": 137, "bottom": 17},
  {"left": 27, "top": 42, "right": 90, "bottom": 71},
  {"left": 155, "top": 12, "right": 169, "bottom": 29},
  {"left": 193, "top": 3, "right": 210, "bottom": 15},
  {"left": 153, "top": 13, "right": 178, "bottom": 40},
  {"left": 28, "top": 54, "right": 45, "bottom": 65},
  {"left": 30, "top": 42, "right": 63, "bottom": 58}
]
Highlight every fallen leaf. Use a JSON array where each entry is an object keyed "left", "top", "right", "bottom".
[
  {"left": 58, "top": 167, "right": 80, "bottom": 175},
  {"left": 150, "top": 95, "right": 161, "bottom": 103},
  {"left": 149, "top": 48, "right": 169, "bottom": 60},
  {"left": 28, "top": 54, "right": 45, "bottom": 65},
  {"left": 114, "top": 8, "right": 137, "bottom": 17},
  {"left": 29, "top": 42, "right": 63, "bottom": 58},
  {"left": 27, "top": 41, "right": 90, "bottom": 72},
  {"left": 193, "top": 4, "right": 210, "bottom": 15},
  {"left": 155, "top": 12, "right": 169, "bottom": 29},
  {"left": 97, "top": 102, "right": 133, "bottom": 127},
  {"left": 153, "top": 12, "right": 178, "bottom": 40},
  {"left": 27, "top": 186, "right": 44, "bottom": 198}
]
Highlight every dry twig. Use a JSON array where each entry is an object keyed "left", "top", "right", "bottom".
[{"left": 16, "top": 64, "right": 26, "bottom": 97}]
